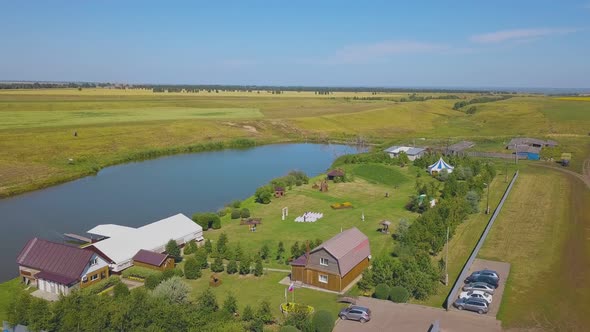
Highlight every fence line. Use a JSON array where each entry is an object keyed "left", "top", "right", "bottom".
[
  {"left": 464, "top": 151, "right": 526, "bottom": 160},
  {"left": 444, "top": 170, "right": 519, "bottom": 310}
]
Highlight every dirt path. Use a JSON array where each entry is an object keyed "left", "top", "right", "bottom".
[{"left": 532, "top": 159, "right": 590, "bottom": 189}]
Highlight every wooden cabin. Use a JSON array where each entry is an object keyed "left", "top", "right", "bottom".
[
  {"left": 327, "top": 169, "right": 345, "bottom": 181},
  {"left": 274, "top": 186, "right": 285, "bottom": 198},
  {"left": 132, "top": 249, "right": 175, "bottom": 271},
  {"left": 290, "top": 227, "right": 371, "bottom": 292}
]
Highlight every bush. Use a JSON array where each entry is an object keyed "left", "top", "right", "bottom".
[
  {"left": 152, "top": 276, "right": 190, "bottom": 304},
  {"left": 242, "top": 305, "right": 254, "bottom": 321},
  {"left": 226, "top": 259, "right": 238, "bottom": 274},
  {"left": 211, "top": 216, "right": 222, "bottom": 229},
  {"left": 230, "top": 200, "right": 242, "bottom": 208},
  {"left": 81, "top": 276, "right": 120, "bottom": 295},
  {"left": 254, "top": 186, "right": 272, "bottom": 204},
  {"left": 257, "top": 300, "right": 273, "bottom": 324},
  {"left": 193, "top": 212, "right": 222, "bottom": 230},
  {"left": 162, "top": 268, "right": 184, "bottom": 280},
  {"left": 240, "top": 208, "right": 250, "bottom": 219},
  {"left": 373, "top": 283, "right": 390, "bottom": 300},
  {"left": 217, "top": 208, "right": 228, "bottom": 217},
  {"left": 311, "top": 310, "right": 334, "bottom": 332},
  {"left": 280, "top": 326, "right": 301, "bottom": 332},
  {"left": 389, "top": 286, "right": 410, "bottom": 303},
  {"left": 192, "top": 213, "right": 209, "bottom": 230},
  {"left": 211, "top": 256, "right": 225, "bottom": 273},
  {"left": 184, "top": 257, "right": 202, "bottom": 279},
  {"left": 231, "top": 209, "right": 241, "bottom": 219},
  {"left": 183, "top": 240, "right": 198, "bottom": 255},
  {"left": 121, "top": 266, "right": 161, "bottom": 280},
  {"left": 113, "top": 282, "right": 130, "bottom": 298},
  {"left": 145, "top": 274, "right": 161, "bottom": 290}
]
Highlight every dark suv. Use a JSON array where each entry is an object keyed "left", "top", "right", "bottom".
[
  {"left": 453, "top": 297, "right": 489, "bottom": 314},
  {"left": 339, "top": 305, "right": 371, "bottom": 323},
  {"left": 464, "top": 275, "right": 499, "bottom": 288}
]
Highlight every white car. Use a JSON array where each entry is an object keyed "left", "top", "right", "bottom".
[{"left": 459, "top": 290, "right": 493, "bottom": 304}]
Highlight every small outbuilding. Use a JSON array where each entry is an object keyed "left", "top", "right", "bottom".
[
  {"left": 327, "top": 169, "right": 345, "bottom": 180},
  {"left": 132, "top": 249, "right": 175, "bottom": 271},
  {"left": 428, "top": 158, "right": 454, "bottom": 175},
  {"left": 446, "top": 141, "right": 475, "bottom": 156},
  {"left": 274, "top": 186, "right": 285, "bottom": 198},
  {"left": 384, "top": 146, "right": 426, "bottom": 161}
]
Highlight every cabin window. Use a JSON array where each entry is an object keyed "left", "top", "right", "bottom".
[
  {"left": 82, "top": 276, "right": 88, "bottom": 283},
  {"left": 90, "top": 274, "right": 98, "bottom": 281},
  {"left": 90, "top": 257, "right": 98, "bottom": 266},
  {"left": 319, "top": 274, "right": 328, "bottom": 284},
  {"left": 320, "top": 258, "right": 328, "bottom": 266}
]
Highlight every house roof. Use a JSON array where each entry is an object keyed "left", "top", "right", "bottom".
[
  {"left": 428, "top": 158, "right": 454, "bottom": 172},
  {"left": 507, "top": 138, "right": 558, "bottom": 148},
  {"left": 448, "top": 141, "right": 475, "bottom": 152},
  {"left": 133, "top": 249, "right": 169, "bottom": 266},
  {"left": 312, "top": 227, "right": 371, "bottom": 276},
  {"left": 327, "top": 169, "right": 345, "bottom": 177},
  {"left": 87, "top": 224, "right": 136, "bottom": 238},
  {"left": 275, "top": 186, "right": 285, "bottom": 191},
  {"left": 17, "top": 238, "right": 94, "bottom": 285},
  {"left": 89, "top": 213, "right": 202, "bottom": 265},
  {"left": 384, "top": 146, "right": 425, "bottom": 156}
]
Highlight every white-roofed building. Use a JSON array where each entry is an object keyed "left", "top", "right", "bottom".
[
  {"left": 88, "top": 213, "right": 203, "bottom": 272},
  {"left": 384, "top": 146, "right": 426, "bottom": 161},
  {"left": 428, "top": 157, "right": 454, "bottom": 175}
]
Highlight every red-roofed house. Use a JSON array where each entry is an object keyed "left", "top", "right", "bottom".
[
  {"left": 17, "top": 238, "right": 110, "bottom": 295},
  {"left": 132, "top": 249, "right": 175, "bottom": 271},
  {"left": 290, "top": 227, "right": 371, "bottom": 292}
]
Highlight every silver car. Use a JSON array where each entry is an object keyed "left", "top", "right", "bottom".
[
  {"left": 462, "top": 282, "right": 495, "bottom": 295},
  {"left": 454, "top": 298, "right": 489, "bottom": 314},
  {"left": 339, "top": 305, "right": 371, "bottom": 323}
]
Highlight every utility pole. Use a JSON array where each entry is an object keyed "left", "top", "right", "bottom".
[{"left": 445, "top": 226, "right": 449, "bottom": 286}]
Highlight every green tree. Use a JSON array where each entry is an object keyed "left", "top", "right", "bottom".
[
  {"left": 197, "top": 288, "right": 219, "bottom": 313},
  {"left": 242, "top": 305, "right": 254, "bottom": 321},
  {"left": 373, "top": 283, "right": 390, "bottom": 300},
  {"left": 234, "top": 243, "right": 244, "bottom": 261},
  {"left": 239, "top": 255, "right": 251, "bottom": 275},
  {"left": 113, "top": 281, "right": 130, "bottom": 298},
  {"left": 260, "top": 243, "right": 270, "bottom": 260},
  {"left": 223, "top": 292, "right": 238, "bottom": 315},
  {"left": 204, "top": 238, "right": 213, "bottom": 253},
  {"left": 311, "top": 310, "right": 335, "bottom": 332},
  {"left": 256, "top": 300, "right": 273, "bottom": 324},
  {"left": 291, "top": 241, "right": 300, "bottom": 259},
  {"left": 226, "top": 258, "right": 238, "bottom": 274},
  {"left": 356, "top": 268, "right": 374, "bottom": 293},
  {"left": 165, "top": 239, "right": 181, "bottom": 262},
  {"left": 145, "top": 274, "right": 161, "bottom": 290},
  {"left": 276, "top": 241, "right": 285, "bottom": 261},
  {"left": 211, "top": 256, "right": 225, "bottom": 273},
  {"left": 217, "top": 233, "right": 228, "bottom": 255},
  {"left": 27, "top": 297, "right": 51, "bottom": 332},
  {"left": 389, "top": 286, "right": 410, "bottom": 303},
  {"left": 254, "top": 256, "right": 264, "bottom": 276},
  {"left": 7, "top": 290, "right": 31, "bottom": 327},
  {"left": 231, "top": 209, "right": 241, "bottom": 219},
  {"left": 184, "top": 257, "right": 202, "bottom": 279},
  {"left": 194, "top": 247, "right": 209, "bottom": 269}
]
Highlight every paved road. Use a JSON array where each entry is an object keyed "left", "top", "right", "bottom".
[{"left": 334, "top": 297, "right": 502, "bottom": 332}]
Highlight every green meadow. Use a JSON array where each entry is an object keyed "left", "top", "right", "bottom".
[{"left": 1, "top": 88, "right": 589, "bottom": 196}]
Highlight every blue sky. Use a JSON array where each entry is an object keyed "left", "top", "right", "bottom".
[{"left": 1, "top": 0, "right": 589, "bottom": 88}]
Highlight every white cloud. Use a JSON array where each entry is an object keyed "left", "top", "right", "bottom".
[
  {"left": 470, "top": 28, "right": 577, "bottom": 43},
  {"left": 321, "top": 40, "right": 449, "bottom": 64}
]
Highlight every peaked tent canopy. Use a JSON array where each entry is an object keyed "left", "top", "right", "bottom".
[{"left": 428, "top": 157, "right": 454, "bottom": 174}]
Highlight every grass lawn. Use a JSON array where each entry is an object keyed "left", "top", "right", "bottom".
[
  {"left": 201, "top": 164, "right": 419, "bottom": 268},
  {"left": 185, "top": 271, "right": 345, "bottom": 318},
  {"left": 478, "top": 166, "right": 590, "bottom": 330},
  {"left": 0, "top": 278, "right": 23, "bottom": 322}
]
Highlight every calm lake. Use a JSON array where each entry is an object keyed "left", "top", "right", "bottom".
[{"left": 0, "top": 143, "right": 363, "bottom": 282}]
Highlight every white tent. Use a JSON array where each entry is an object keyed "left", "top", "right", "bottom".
[{"left": 428, "top": 157, "right": 454, "bottom": 174}]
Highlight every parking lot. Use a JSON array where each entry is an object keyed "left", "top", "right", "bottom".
[
  {"left": 452, "top": 258, "right": 511, "bottom": 317},
  {"left": 333, "top": 297, "right": 502, "bottom": 332}
]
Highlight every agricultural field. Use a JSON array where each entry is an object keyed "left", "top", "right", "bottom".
[
  {"left": 479, "top": 166, "right": 590, "bottom": 331},
  {"left": 1, "top": 88, "right": 590, "bottom": 197}
]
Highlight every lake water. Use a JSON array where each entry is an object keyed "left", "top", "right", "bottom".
[{"left": 0, "top": 143, "right": 364, "bottom": 282}]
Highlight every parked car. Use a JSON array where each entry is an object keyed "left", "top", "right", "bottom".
[
  {"left": 463, "top": 282, "right": 495, "bottom": 295},
  {"left": 464, "top": 275, "right": 499, "bottom": 288},
  {"left": 459, "top": 290, "right": 493, "bottom": 304},
  {"left": 454, "top": 298, "right": 489, "bottom": 314},
  {"left": 339, "top": 305, "right": 371, "bottom": 323},
  {"left": 469, "top": 269, "right": 500, "bottom": 281}
]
